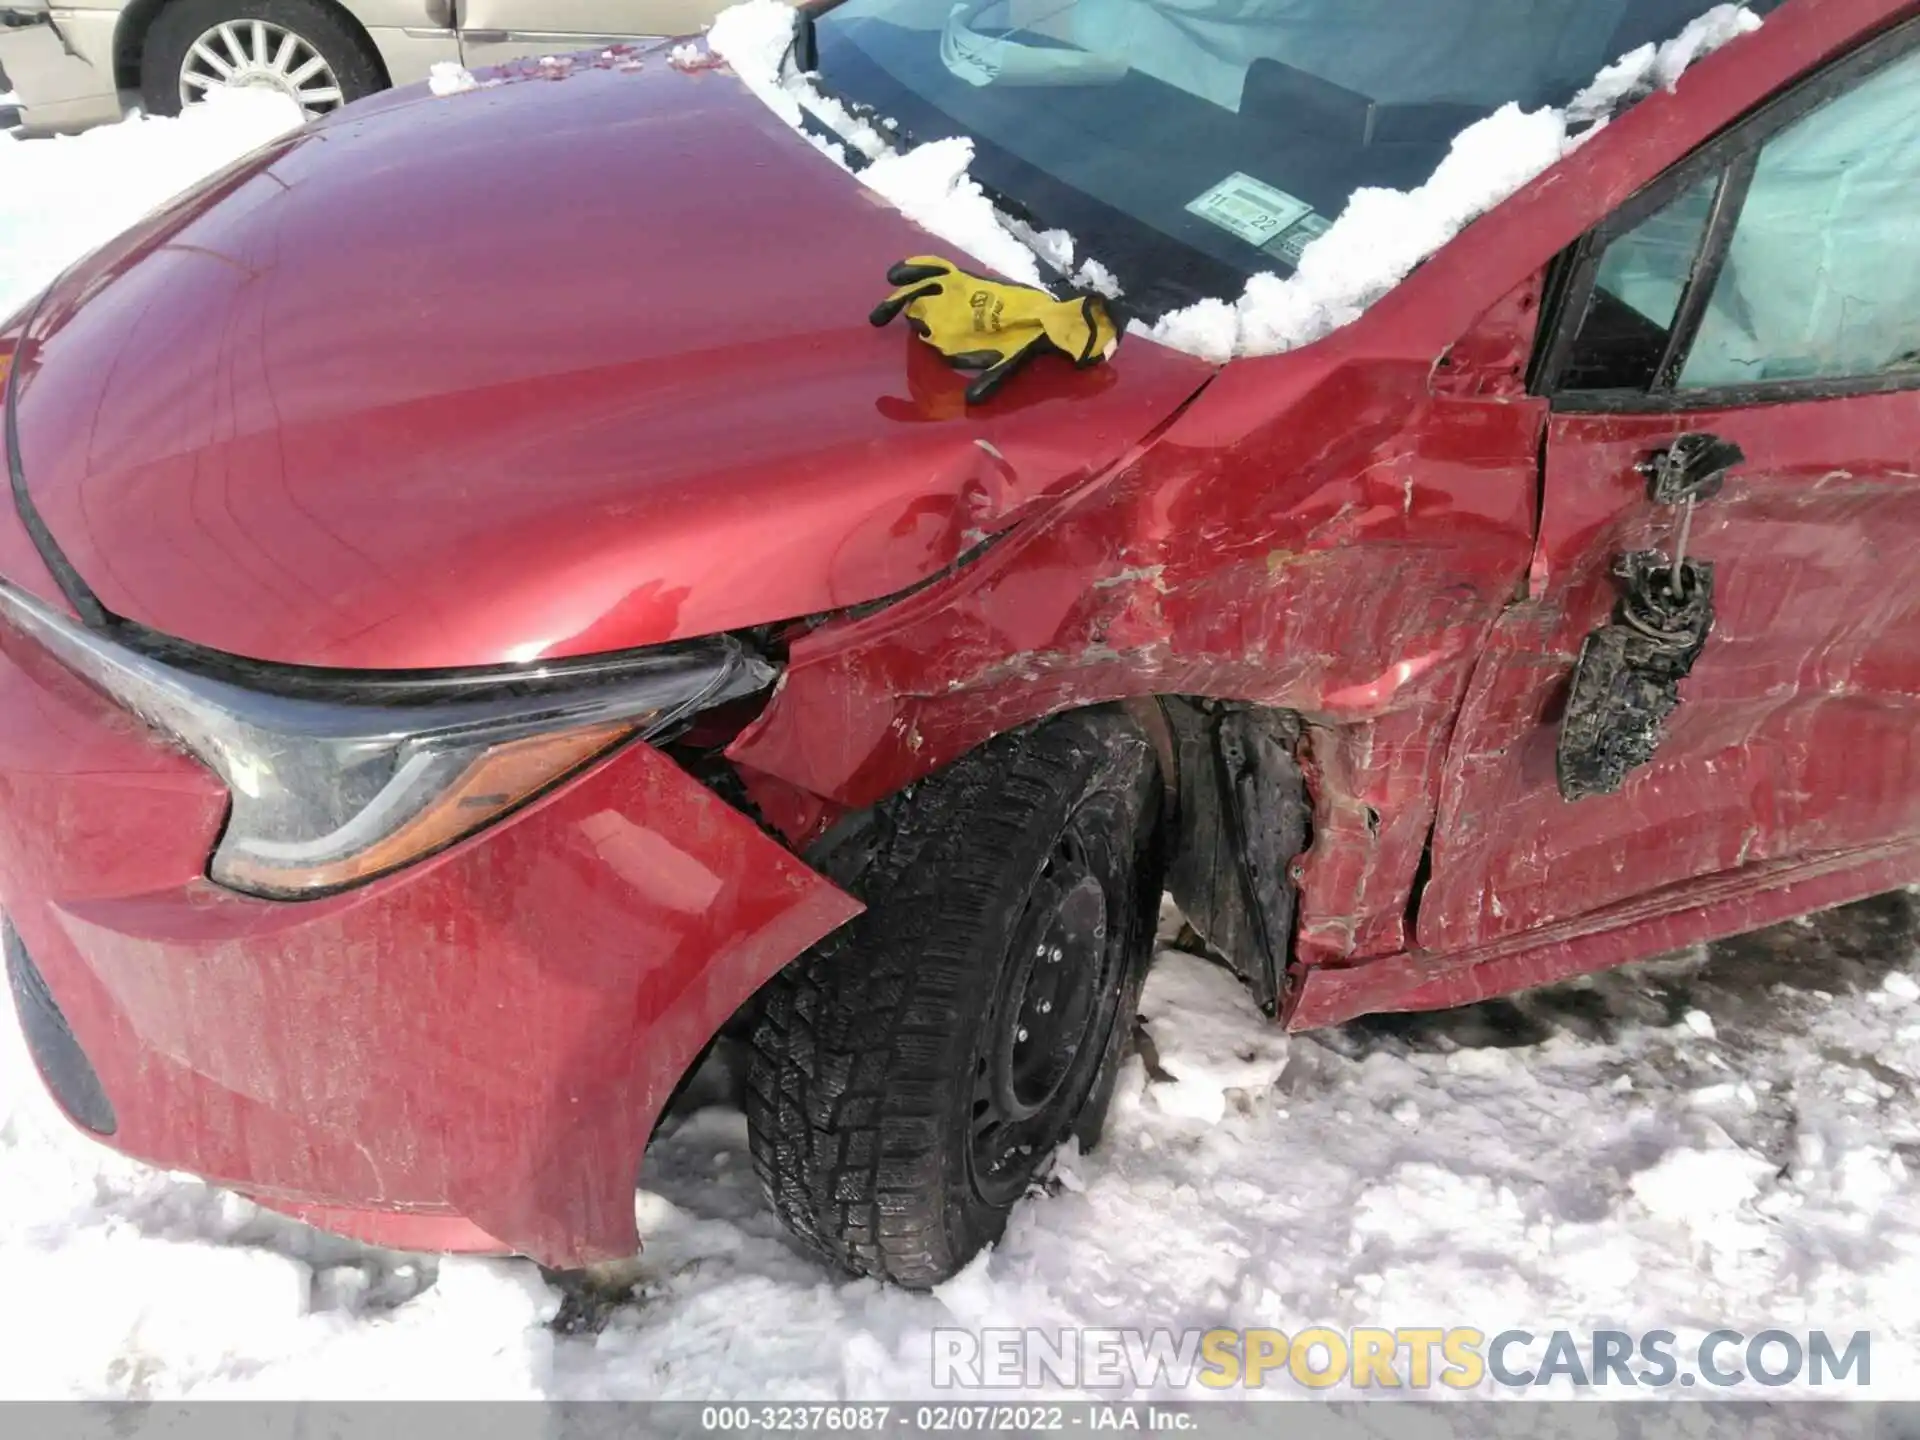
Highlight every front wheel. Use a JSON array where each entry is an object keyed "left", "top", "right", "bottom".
[
  {"left": 746, "top": 709, "right": 1164, "bottom": 1287},
  {"left": 139, "top": 0, "right": 385, "bottom": 120}
]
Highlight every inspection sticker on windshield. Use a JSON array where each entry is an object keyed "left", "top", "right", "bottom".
[
  {"left": 1186, "top": 173, "right": 1313, "bottom": 248},
  {"left": 1265, "top": 211, "right": 1336, "bottom": 268}
]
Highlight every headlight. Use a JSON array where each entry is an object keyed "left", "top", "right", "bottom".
[{"left": 0, "top": 581, "right": 774, "bottom": 899}]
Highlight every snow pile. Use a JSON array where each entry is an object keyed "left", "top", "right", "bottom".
[
  {"left": 1150, "top": 103, "right": 1573, "bottom": 362},
  {"left": 1148, "top": 2, "right": 1765, "bottom": 360},
  {"left": 707, "top": 0, "right": 1058, "bottom": 290},
  {"left": 1005, "top": 216, "right": 1124, "bottom": 298},
  {"left": 1569, "top": 3, "right": 1765, "bottom": 126},
  {"left": 0, "top": 87, "right": 302, "bottom": 323},
  {"left": 708, "top": 0, "right": 890, "bottom": 157},
  {"left": 858, "top": 140, "right": 1055, "bottom": 289},
  {"left": 705, "top": 0, "right": 1122, "bottom": 294},
  {"left": 427, "top": 62, "right": 480, "bottom": 96}
]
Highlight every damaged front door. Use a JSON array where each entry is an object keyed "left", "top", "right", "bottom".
[{"left": 1418, "top": 20, "right": 1920, "bottom": 954}]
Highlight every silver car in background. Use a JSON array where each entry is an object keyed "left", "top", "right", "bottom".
[{"left": 0, "top": 0, "right": 734, "bottom": 133}]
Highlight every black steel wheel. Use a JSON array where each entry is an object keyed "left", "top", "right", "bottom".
[
  {"left": 969, "top": 817, "right": 1129, "bottom": 1206},
  {"left": 746, "top": 709, "right": 1164, "bottom": 1286}
]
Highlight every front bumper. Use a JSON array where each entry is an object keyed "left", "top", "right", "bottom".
[
  {"left": 0, "top": 570, "right": 860, "bottom": 1263},
  {"left": 0, "top": 6, "right": 124, "bottom": 135}
]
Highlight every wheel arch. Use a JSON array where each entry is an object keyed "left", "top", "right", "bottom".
[
  {"left": 653, "top": 693, "right": 1311, "bottom": 1203},
  {"left": 722, "top": 694, "right": 1309, "bottom": 1019},
  {"left": 115, "top": 0, "right": 392, "bottom": 95}
]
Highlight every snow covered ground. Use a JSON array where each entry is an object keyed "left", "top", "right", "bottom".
[
  {"left": 0, "top": 88, "right": 302, "bottom": 324},
  {"left": 4, "top": 895, "right": 1919, "bottom": 1402},
  {"left": 1, "top": 22, "right": 1915, "bottom": 1415}
]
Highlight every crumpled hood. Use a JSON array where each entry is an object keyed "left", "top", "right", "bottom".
[{"left": 6, "top": 54, "right": 1212, "bottom": 669}]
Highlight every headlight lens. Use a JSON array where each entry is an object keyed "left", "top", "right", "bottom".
[{"left": 0, "top": 581, "right": 774, "bottom": 898}]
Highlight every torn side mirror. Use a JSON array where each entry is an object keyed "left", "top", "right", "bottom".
[
  {"left": 1556, "top": 551, "right": 1716, "bottom": 802},
  {"left": 1637, "top": 432, "right": 1744, "bottom": 506}
]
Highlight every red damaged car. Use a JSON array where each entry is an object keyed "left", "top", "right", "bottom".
[{"left": 3, "top": 0, "right": 1918, "bottom": 1288}]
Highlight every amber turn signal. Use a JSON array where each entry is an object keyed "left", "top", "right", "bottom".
[{"left": 212, "top": 721, "right": 635, "bottom": 897}]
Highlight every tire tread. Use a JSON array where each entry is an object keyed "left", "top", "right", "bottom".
[{"left": 745, "top": 715, "right": 1158, "bottom": 1287}]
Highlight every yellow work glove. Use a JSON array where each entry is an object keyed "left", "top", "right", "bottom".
[{"left": 869, "top": 256, "right": 1120, "bottom": 405}]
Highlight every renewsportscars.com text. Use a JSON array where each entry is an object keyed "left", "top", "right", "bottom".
[{"left": 932, "top": 1326, "right": 1871, "bottom": 1392}]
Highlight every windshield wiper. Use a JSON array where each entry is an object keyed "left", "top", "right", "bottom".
[
  {"left": 789, "top": 0, "right": 858, "bottom": 73},
  {"left": 789, "top": 1, "right": 818, "bottom": 71},
  {"left": 788, "top": 10, "right": 910, "bottom": 171},
  {"left": 794, "top": 3, "right": 1107, "bottom": 294}
]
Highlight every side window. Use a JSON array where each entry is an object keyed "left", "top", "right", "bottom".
[
  {"left": 1553, "top": 34, "right": 1920, "bottom": 401},
  {"left": 1682, "top": 47, "right": 1920, "bottom": 388},
  {"left": 1557, "top": 175, "right": 1717, "bottom": 392}
]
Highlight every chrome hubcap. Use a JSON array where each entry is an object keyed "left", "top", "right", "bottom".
[{"left": 180, "top": 20, "right": 344, "bottom": 117}]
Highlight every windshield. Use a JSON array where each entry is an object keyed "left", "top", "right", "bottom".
[{"left": 812, "top": 0, "right": 1782, "bottom": 314}]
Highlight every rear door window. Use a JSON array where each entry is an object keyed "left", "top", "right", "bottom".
[
  {"left": 1546, "top": 26, "right": 1920, "bottom": 405},
  {"left": 1680, "top": 46, "right": 1920, "bottom": 388}
]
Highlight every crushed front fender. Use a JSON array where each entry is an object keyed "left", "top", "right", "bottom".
[{"left": 0, "top": 606, "right": 861, "bottom": 1262}]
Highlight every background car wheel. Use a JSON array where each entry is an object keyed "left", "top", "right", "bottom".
[
  {"left": 746, "top": 708, "right": 1165, "bottom": 1287},
  {"left": 139, "top": 0, "right": 385, "bottom": 119}
]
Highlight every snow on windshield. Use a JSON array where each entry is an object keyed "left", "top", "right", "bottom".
[
  {"left": 1148, "top": 3, "right": 1763, "bottom": 363},
  {"left": 704, "top": 0, "right": 1764, "bottom": 363},
  {"left": 708, "top": 0, "right": 1122, "bottom": 294}
]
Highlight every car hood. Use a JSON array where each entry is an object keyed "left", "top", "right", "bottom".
[{"left": 6, "top": 54, "right": 1213, "bottom": 669}]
